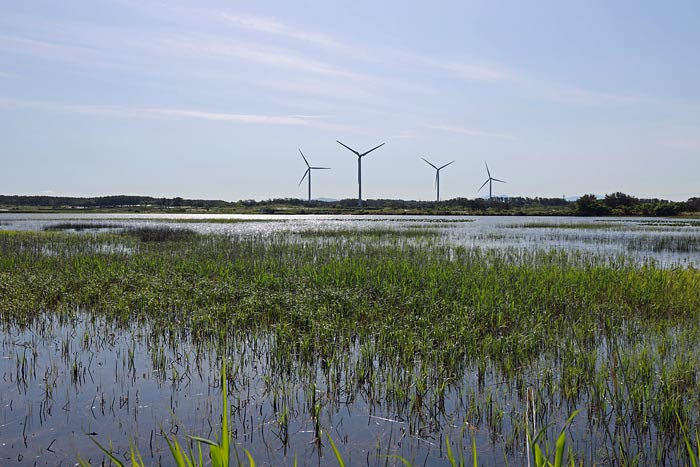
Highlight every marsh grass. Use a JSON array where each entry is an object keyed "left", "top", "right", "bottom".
[
  {"left": 507, "top": 221, "right": 625, "bottom": 230},
  {"left": 638, "top": 220, "right": 700, "bottom": 228},
  {"left": 298, "top": 226, "right": 441, "bottom": 239},
  {"left": 2, "top": 228, "right": 700, "bottom": 465},
  {"left": 626, "top": 233, "right": 700, "bottom": 253},
  {"left": 44, "top": 222, "right": 125, "bottom": 231},
  {"left": 126, "top": 226, "right": 197, "bottom": 242},
  {"left": 153, "top": 218, "right": 281, "bottom": 224},
  {"left": 515, "top": 219, "right": 700, "bottom": 230}
]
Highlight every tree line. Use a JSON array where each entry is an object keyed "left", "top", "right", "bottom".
[{"left": 0, "top": 193, "right": 697, "bottom": 216}]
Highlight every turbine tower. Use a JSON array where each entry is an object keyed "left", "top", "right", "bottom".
[
  {"left": 478, "top": 161, "right": 505, "bottom": 199},
  {"left": 422, "top": 158, "right": 454, "bottom": 202},
  {"left": 336, "top": 140, "right": 385, "bottom": 207},
  {"left": 297, "top": 149, "right": 330, "bottom": 202}
]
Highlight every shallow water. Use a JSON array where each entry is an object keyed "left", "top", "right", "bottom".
[
  {"left": 1, "top": 313, "right": 685, "bottom": 466},
  {"left": 0, "top": 314, "right": 525, "bottom": 466},
  {"left": 2, "top": 213, "right": 699, "bottom": 267}
]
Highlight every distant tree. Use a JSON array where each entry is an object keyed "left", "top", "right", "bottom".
[
  {"left": 686, "top": 198, "right": 700, "bottom": 212},
  {"left": 575, "top": 194, "right": 612, "bottom": 216},
  {"left": 604, "top": 192, "right": 638, "bottom": 209},
  {"left": 640, "top": 202, "right": 684, "bottom": 217}
]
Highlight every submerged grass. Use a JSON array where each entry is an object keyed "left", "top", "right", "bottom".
[
  {"left": 298, "top": 226, "right": 441, "bottom": 239},
  {"left": 2, "top": 227, "right": 700, "bottom": 465},
  {"left": 506, "top": 221, "right": 625, "bottom": 230},
  {"left": 44, "top": 222, "right": 125, "bottom": 231},
  {"left": 125, "top": 225, "right": 197, "bottom": 242},
  {"left": 79, "top": 363, "right": 233, "bottom": 467}
]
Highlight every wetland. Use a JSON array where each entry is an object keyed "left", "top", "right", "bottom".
[{"left": 1, "top": 214, "right": 699, "bottom": 466}]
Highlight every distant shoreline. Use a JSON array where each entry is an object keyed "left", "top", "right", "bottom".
[{"left": 0, "top": 193, "right": 697, "bottom": 217}]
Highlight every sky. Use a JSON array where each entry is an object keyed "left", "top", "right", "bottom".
[{"left": 1, "top": 0, "right": 698, "bottom": 202}]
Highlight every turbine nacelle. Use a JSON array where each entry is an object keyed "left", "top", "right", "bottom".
[{"left": 337, "top": 140, "right": 386, "bottom": 158}]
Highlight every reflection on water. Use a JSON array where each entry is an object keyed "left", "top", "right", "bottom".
[
  {"left": 2, "top": 213, "right": 699, "bottom": 267},
  {"left": 1, "top": 314, "right": 519, "bottom": 466},
  {"left": 1, "top": 313, "right": 693, "bottom": 466}
]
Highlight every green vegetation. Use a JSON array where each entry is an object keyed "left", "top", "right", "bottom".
[
  {"left": 43, "top": 223, "right": 198, "bottom": 241},
  {"left": 574, "top": 192, "right": 687, "bottom": 216},
  {"left": 508, "top": 221, "right": 625, "bottom": 230},
  {"left": 2, "top": 226, "right": 700, "bottom": 465},
  {"left": 1, "top": 192, "right": 696, "bottom": 216},
  {"left": 44, "top": 222, "right": 124, "bottom": 231}
]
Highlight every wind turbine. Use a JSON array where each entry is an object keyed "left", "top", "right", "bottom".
[
  {"left": 336, "top": 140, "right": 385, "bottom": 207},
  {"left": 478, "top": 161, "right": 505, "bottom": 199},
  {"left": 422, "top": 158, "right": 454, "bottom": 202},
  {"left": 297, "top": 149, "right": 330, "bottom": 202}
]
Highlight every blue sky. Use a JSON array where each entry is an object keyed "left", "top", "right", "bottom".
[{"left": 1, "top": 0, "right": 698, "bottom": 201}]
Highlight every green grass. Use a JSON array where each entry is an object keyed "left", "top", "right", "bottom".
[
  {"left": 125, "top": 225, "right": 198, "bottom": 242},
  {"left": 44, "top": 222, "right": 125, "bottom": 231}
]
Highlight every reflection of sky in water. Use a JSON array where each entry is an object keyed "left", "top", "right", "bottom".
[
  {"left": 1, "top": 315, "right": 515, "bottom": 466},
  {"left": 2, "top": 213, "right": 699, "bottom": 267}
]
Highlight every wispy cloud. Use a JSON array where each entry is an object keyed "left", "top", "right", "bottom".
[
  {"left": 113, "top": 2, "right": 365, "bottom": 58},
  {"left": 140, "top": 107, "right": 354, "bottom": 131},
  {"left": 216, "top": 10, "right": 514, "bottom": 85},
  {"left": 438, "top": 60, "right": 514, "bottom": 83},
  {"left": 216, "top": 10, "right": 516, "bottom": 85},
  {"left": 218, "top": 12, "right": 349, "bottom": 53},
  {"left": 253, "top": 78, "right": 373, "bottom": 101},
  {"left": 1, "top": 3, "right": 671, "bottom": 116},
  {"left": 117, "top": 2, "right": 514, "bottom": 86},
  {"left": 0, "top": 97, "right": 129, "bottom": 117},
  {"left": 0, "top": 34, "right": 97, "bottom": 59},
  {"left": 157, "top": 35, "right": 367, "bottom": 80},
  {"left": 0, "top": 97, "right": 343, "bottom": 129},
  {"left": 218, "top": 8, "right": 649, "bottom": 111},
  {"left": 395, "top": 49, "right": 515, "bottom": 84},
  {"left": 540, "top": 83, "right": 655, "bottom": 107},
  {"left": 426, "top": 124, "right": 515, "bottom": 140},
  {"left": 389, "top": 129, "right": 420, "bottom": 140},
  {"left": 142, "top": 108, "right": 323, "bottom": 126}
]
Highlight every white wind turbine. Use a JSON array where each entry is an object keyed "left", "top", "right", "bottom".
[
  {"left": 297, "top": 149, "right": 330, "bottom": 201},
  {"left": 478, "top": 161, "right": 505, "bottom": 199},
  {"left": 336, "top": 140, "right": 385, "bottom": 207},
  {"left": 422, "top": 158, "right": 454, "bottom": 202}
]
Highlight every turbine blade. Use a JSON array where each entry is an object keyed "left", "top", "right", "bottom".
[
  {"left": 422, "top": 157, "right": 438, "bottom": 170},
  {"left": 478, "top": 179, "right": 489, "bottom": 191},
  {"left": 438, "top": 160, "right": 455, "bottom": 170},
  {"left": 311, "top": 167, "right": 331, "bottom": 170},
  {"left": 298, "top": 148, "right": 310, "bottom": 168},
  {"left": 485, "top": 161, "right": 491, "bottom": 177},
  {"left": 492, "top": 178, "right": 506, "bottom": 183},
  {"left": 336, "top": 140, "right": 360, "bottom": 156},
  {"left": 360, "top": 142, "right": 385, "bottom": 157},
  {"left": 298, "top": 168, "right": 310, "bottom": 186}
]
